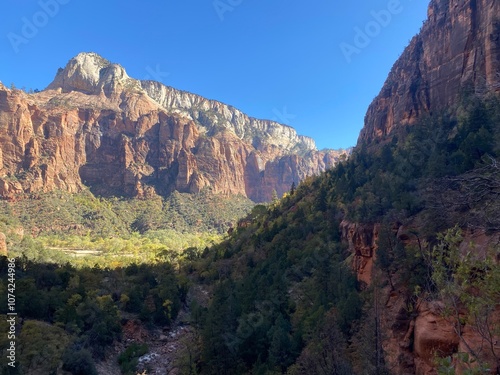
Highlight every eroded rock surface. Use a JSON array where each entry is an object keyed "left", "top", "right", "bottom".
[
  {"left": 340, "top": 220, "right": 381, "bottom": 286},
  {"left": 0, "top": 53, "right": 348, "bottom": 202},
  {"left": 360, "top": 0, "right": 500, "bottom": 144}
]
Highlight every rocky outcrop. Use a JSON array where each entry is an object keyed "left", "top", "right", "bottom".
[
  {"left": 341, "top": 218, "right": 500, "bottom": 374},
  {"left": 382, "top": 294, "right": 500, "bottom": 375},
  {"left": 47, "top": 52, "right": 140, "bottom": 97},
  {"left": 353, "top": 2, "right": 500, "bottom": 369},
  {"left": 413, "top": 301, "right": 460, "bottom": 373},
  {"left": 0, "top": 53, "right": 348, "bottom": 202},
  {"left": 340, "top": 220, "right": 381, "bottom": 286},
  {"left": 359, "top": 0, "right": 500, "bottom": 144},
  {"left": 379, "top": 294, "right": 461, "bottom": 375}
]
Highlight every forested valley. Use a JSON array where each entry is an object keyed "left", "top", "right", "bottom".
[{"left": 1, "top": 93, "right": 499, "bottom": 374}]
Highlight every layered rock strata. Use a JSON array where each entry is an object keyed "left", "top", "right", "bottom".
[
  {"left": 360, "top": 0, "right": 500, "bottom": 143},
  {"left": 0, "top": 53, "right": 347, "bottom": 202}
]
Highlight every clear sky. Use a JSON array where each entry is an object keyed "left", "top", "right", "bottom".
[{"left": 0, "top": 0, "right": 429, "bottom": 149}]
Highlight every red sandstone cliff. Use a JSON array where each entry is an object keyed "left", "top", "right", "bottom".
[
  {"left": 359, "top": 0, "right": 500, "bottom": 144},
  {"left": 0, "top": 53, "right": 347, "bottom": 202},
  {"left": 341, "top": 219, "right": 500, "bottom": 374}
]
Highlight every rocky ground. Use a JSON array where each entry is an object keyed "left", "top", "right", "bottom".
[{"left": 96, "top": 285, "right": 209, "bottom": 375}]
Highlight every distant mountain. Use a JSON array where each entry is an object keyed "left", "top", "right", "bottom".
[
  {"left": 360, "top": 0, "right": 500, "bottom": 144},
  {"left": 0, "top": 53, "right": 347, "bottom": 202},
  {"left": 2, "top": 1, "right": 499, "bottom": 375}
]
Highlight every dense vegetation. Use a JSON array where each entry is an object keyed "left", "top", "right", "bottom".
[
  {"left": 181, "top": 94, "right": 500, "bottom": 374},
  {"left": 0, "top": 94, "right": 499, "bottom": 374},
  {"left": 0, "top": 187, "right": 251, "bottom": 373},
  {"left": 0, "top": 188, "right": 253, "bottom": 236},
  {"left": 0, "top": 189, "right": 253, "bottom": 267},
  {"left": 0, "top": 258, "right": 182, "bottom": 374},
  {"left": 334, "top": 94, "right": 500, "bottom": 226}
]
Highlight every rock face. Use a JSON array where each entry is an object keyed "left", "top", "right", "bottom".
[
  {"left": 0, "top": 53, "right": 348, "bottom": 202},
  {"left": 413, "top": 301, "right": 460, "bottom": 373},
  {"left": 359, "top": 0, "right": 500, "bottom": 144},
  {"left": 341, "top": 217, "right": 500, "bottom": 374},
  {"left": 340, "top": 220, "right": 380, "bottom": 286},
  {"left": 353, "top": 1, "right": 500, "bottom": 371}
]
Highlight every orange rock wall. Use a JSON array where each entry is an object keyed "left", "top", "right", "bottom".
[
  {"left": 0, "top": 84, "right": 346, "bottom": 202},
  {"left": 359, "top": 0, "right": 500, "bottom": 144}
]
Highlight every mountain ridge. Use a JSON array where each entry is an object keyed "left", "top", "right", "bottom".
[
  {"left": 0, "top": 52, "right": 348, "bottom": 202},
  {"left": 47, "top": 52, "right": 320, "bottom": 155},
  {"left": 1, "top": 1, "right": 499, "bottom": 374}
]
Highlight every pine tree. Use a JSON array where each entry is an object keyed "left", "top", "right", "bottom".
[{"left": 271, "top": 189, "right": 279, "bottom": 202}]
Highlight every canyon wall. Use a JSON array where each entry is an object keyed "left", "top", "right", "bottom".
[
  {"left": 359, "top": 0, "right": 500, "bottom": 144},
  {"left": 0, "top": 54, "right": 347, "bottom": 202}
]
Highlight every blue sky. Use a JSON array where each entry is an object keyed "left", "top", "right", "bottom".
[{"left": 0, "top": 0, "right": 428, "bottom": 149}]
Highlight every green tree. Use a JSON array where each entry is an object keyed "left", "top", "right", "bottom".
[
  {"left": 431, "top": 226, "right": 500, "bottom": 371},
  {"left": 62, "top": 347, "right": 98, "bottom": 375},
  {"left": 268, "top": 314, "right": 294, "bottom": 372},
  {"left": 77, "top": 295, "right": 122, "bottom": 358},
  {"left": 118, "top": 343, "right": 148, "bottom": 375},
  {"left": 271, "top": 189, "right": 279, "bottom": 203},
  {"left": 288, "top": 311, "right": 352, "bottom": 375},
  {"left": 18, "top": 320, "right": 71, "bottom": 375}
]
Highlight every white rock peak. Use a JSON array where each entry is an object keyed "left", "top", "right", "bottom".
[
  {"left": 47, "top": 52, "right": 134, "bottom": 96},
  {"left": 46, "top": 52, "right": 321, "bottom": 153}
]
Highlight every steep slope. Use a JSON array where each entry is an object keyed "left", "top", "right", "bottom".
[
  {"left": 360, "top": 0, "right": 500, "bottom": 144},
  {"left": 183, "top": 0, "right": 500, "bottom": 374},
  {"left": 0, "top": 53, "right": 347, "bottom": 202},
  {"left": 1, "top": 1, "right": 499, "bottom": 374},
  {"left": 187, "top": 100, "right": 500, "bottom": 375}
]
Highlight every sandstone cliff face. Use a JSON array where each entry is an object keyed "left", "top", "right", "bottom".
[
  {"left": 341, "top": 220, "right": 500, "bottom": 375},
  {"left": 140, "top": 80, "right": 316, "bottom": 156},
  {"left": 340, "top": 220, "right": 380, "bottom": 286},
  {"left": 359, "top": 0, "right": 500, "bottom": 144},
  {"left": 0, "top": 53, "right": 347, "bottom": 202}
]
